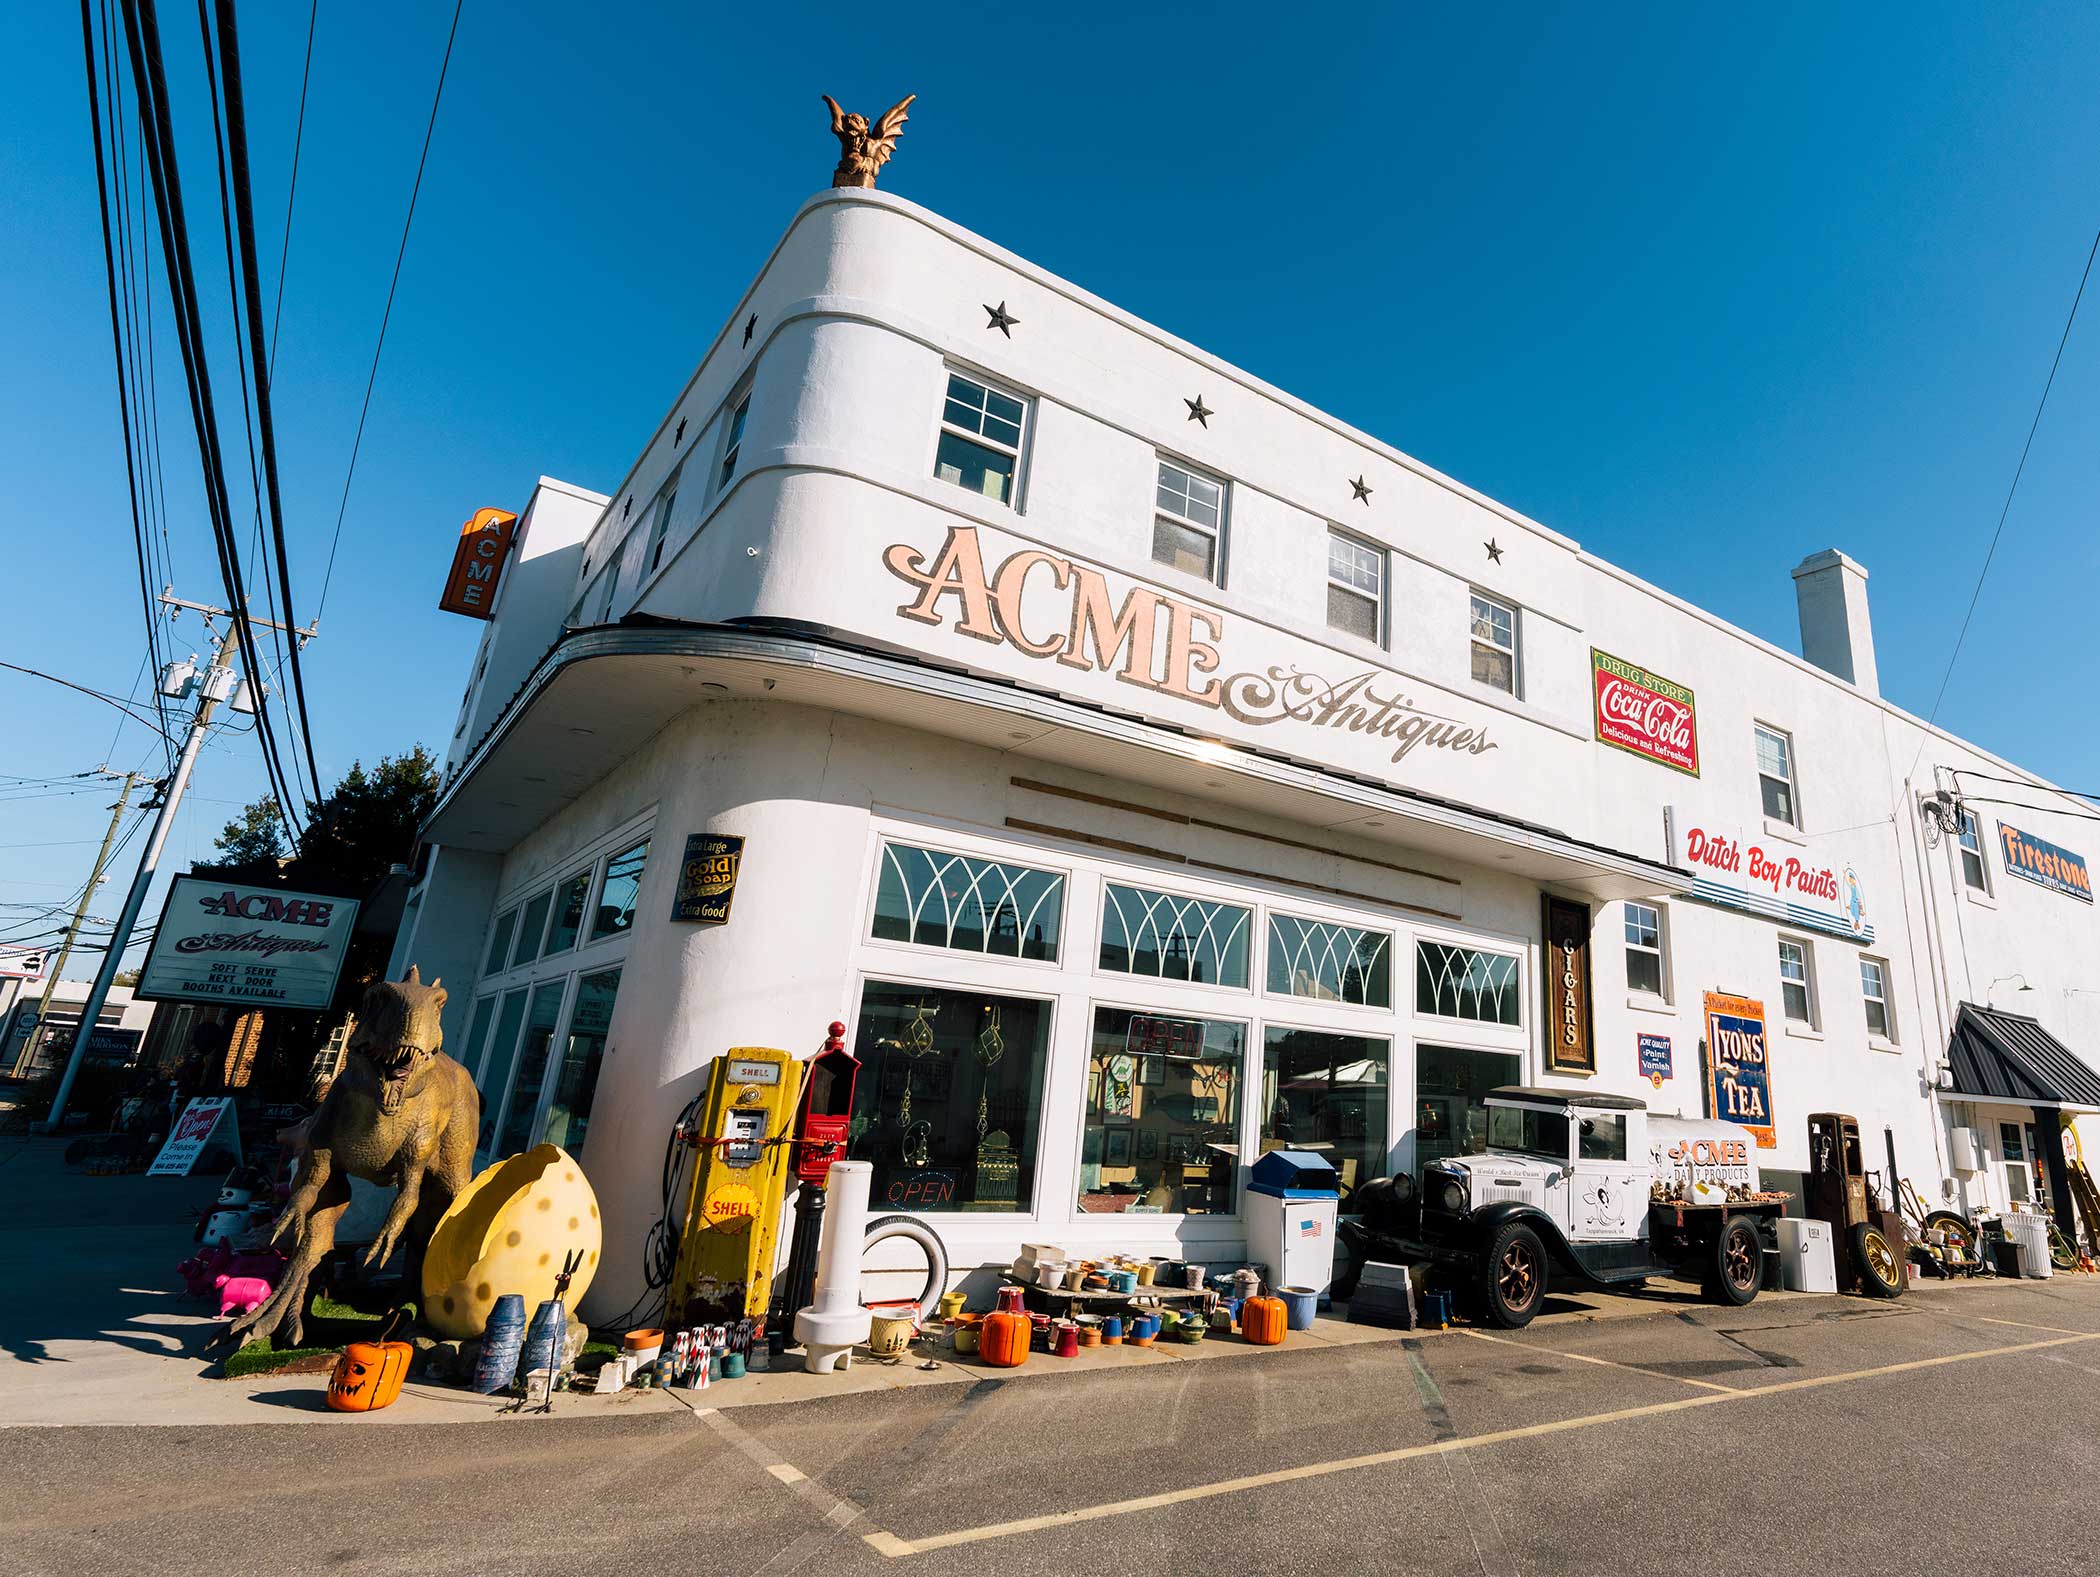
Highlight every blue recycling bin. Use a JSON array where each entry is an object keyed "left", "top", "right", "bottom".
[{"left": 1245, "top": 1150, "right": 1341, "bottom": 1304}]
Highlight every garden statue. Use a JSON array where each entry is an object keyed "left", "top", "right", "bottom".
[
  {"left": 222, "top": 966, "right": 478, "bottom": 1348},
  {"left": 822, "top": 92, "right": 914, "bottom": 188}
]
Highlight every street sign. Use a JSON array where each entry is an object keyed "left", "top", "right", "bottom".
[{"left": 147, "top": 1095, "right": 243, "bottom": 1176}]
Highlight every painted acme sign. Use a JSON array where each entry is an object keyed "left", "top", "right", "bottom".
[
  {"left": 439, "top": 506, "right": 520, "bottom": 620},
  {"left": 884, "top": 525, "right": 1499, "bottom": 767},
  {"left": 136, "top": 874, "right": 360, "bottom": 1011}
]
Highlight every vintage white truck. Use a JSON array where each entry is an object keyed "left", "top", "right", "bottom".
[{"left": 1338, "top": 1086, "right": 1788, "bottom": 1327}]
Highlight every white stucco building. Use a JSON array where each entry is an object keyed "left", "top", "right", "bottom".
[{"left": 394, "top": 188, "right": 2100, "bottom": 1319}]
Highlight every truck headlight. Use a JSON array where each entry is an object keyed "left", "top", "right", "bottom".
[{"left": 1429, "top": 1170, "right": 1468, "bottom": 1215}]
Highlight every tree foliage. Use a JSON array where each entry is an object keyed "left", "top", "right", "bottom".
[
  {"left": 212, "top": 795, "right": 288, "bottom": 868},
  {"left": 203, "top": 747, "right": 441, "bottom": 895}
]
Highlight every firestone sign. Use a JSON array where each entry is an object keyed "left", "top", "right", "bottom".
[
  {"left": 136, "top": 875, "right": 360, "bottom": 1011},
  {"left": 1671, "top": 811, "right": 1872, "bottom": 943},
  {"left": 884, "top": 526, "right": 1501, "bottom": 769},
  {"left": 1591, "top": 649, "right": 1698, "bottom": 775}
]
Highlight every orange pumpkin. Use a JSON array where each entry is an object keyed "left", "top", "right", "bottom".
[
  {"left": 326, "top": 1340, "right": 412, "bottom": 1412},
  {"left": 978, "top": 1286, "right": 1032, "bottom": 1368},
  {"left": 1239, "top": 1294, "right": 1287, "bottom": 1346}
]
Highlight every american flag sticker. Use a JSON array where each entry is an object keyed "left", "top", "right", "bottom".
[{"left": 1298, "top": 1218, "right": 1322, "bottom": 1238}]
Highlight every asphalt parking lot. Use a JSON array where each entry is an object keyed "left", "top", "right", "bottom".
[{"left": 5, "top": 1274, "right": 2099, "bottom": 1576}]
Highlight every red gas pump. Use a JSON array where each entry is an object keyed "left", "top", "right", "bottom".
[{"left": 774, "top": 1022, "right": 862, "bottom": 1324}]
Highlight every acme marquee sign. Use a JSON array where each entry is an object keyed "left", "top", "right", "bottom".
[{"left": 883, "top": 526, "right": 1500, "bottom": 768}]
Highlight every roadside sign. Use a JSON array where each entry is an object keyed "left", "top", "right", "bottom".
[{"left": 148, "top": 1096, "right": 243, "bottom": 1176}]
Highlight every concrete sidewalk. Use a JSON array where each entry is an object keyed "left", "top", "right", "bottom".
[{"left": 0, "top": 1130, "right": 2057, "bottom": 1427}]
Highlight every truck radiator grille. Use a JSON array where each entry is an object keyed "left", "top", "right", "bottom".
[{"left": 1476, "top": 1177, "right": 1534, "bottom": 1206}]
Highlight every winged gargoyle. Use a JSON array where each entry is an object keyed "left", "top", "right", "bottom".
[
  {"left": 221, "top": 966, "right": 478, "bottom": 1348},
  {"left": 823, "top": 92, "right": 915, "bottom": 188}
]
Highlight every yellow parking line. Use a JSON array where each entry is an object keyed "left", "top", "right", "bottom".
[
  {"left": 1914, "top": 1308, "right": 2094, "bottom": 1337},
  {"left": 1460, "top": 1327, "right": 1741, "bottom": 1393},
  {"left": 865, "top": 1330, "right": 2100, "bottom": 1558}
]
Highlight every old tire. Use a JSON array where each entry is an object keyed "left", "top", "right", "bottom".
[
  {"left": 1481, "top": 1221, "right": 1546, "bottom": 1329},
  {"left": 863, "top": 1214, "right": 950, "bottom": 1323},
  {"left": 1707, "top": 1218, "right": 1764, "bottom": 1307},
  {"left": 1851, "top": 1223, "right": 1904, "bottom": 1298}
]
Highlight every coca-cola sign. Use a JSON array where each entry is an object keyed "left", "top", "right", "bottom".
[{"left": 1592, "top": 649, "right": 1698, "bottom": 775}]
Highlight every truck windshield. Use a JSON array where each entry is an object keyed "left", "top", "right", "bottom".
[{"left": 1486, "top": 1105, "right": 1569, "bottom": 1162}]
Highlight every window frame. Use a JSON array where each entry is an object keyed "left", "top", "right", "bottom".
[
  {"left": 1097, "top": 877, "right": 1254, "bottom": 994},
  {"left": 1858, "top": 954, "right": 1894, "bottom": 1043},
  {"left": 1623, "top": 901, "right": 1667, "bottom": 1000},
  {"left": 1777, "top": 934, "right": 1818, "bottom": 1028},
  {"left": 1468, "top": 590, "right": 1521, "bottom": 697},
  {"left": 1079, "top": 994, "right": 1250, "bottom": 1221},
  {"left": 1413, "top": 935, "right": 1526, "bottom": 1031},
  {"left": 1151, "top": 454, "right": 1229, "bottom": 585},
  {"left": 1263, "top": 909, "right": 1395, "bottom": 1009},
  {"left": 646, "top": 463, "right": 683, "bottom": 575},
  {"left": 864, "top": 836, "right": 1071, "bottom": 970},
  {"left": 1326, "top": 528, "right": 1385, "bottom": 645},
  {"left": 932, "top": 368, "right": 1028, "bottom": 509},
  {"left": 1755, "top": 722, "right": 1799, "bottom": 828},
  {"left": 715, "top": 383, "right": 752, "bottom": 494},
  {"left": 1956, "top": 808, "right": 1991, "bottom": 894}
]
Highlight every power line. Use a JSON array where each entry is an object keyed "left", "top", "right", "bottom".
[
  {"left": 1908, "top": 222, "right": 2100, "bottom": 781},
  {"left": 316, "top": 0, "right": 466, "bottom": 619},
  {"left": 211, "top": 0, "right": 324, "bottom": 805},
  {"left": 266, "top": 0, "right": 316, "bottom": 381},
  {"left": 1950, "top": 766, "right": 2100, "bottom": 807},
  {"left": 0, "top": 658, "right": 172, "bottom": 737}
]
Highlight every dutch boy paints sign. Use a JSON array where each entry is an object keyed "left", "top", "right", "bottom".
[{"left": 1669, "top": 811, "right": 1870, "bottom": 942}]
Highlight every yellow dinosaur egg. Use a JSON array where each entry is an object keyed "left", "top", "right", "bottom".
[{"left": 421, "top": 1145, "right": 602, "bottom": 1338}]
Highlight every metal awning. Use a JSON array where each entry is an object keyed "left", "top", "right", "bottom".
[
  {"left": 1944, "top": 1003, "right": 2100, "bottom": 1112},
  {"left": 424, "top": 620, "right": 1694, "bottom": 905}
]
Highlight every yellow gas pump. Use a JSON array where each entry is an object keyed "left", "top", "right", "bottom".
[{"left": 668, "top": 1048, "right": 805, "bottom": 1324}]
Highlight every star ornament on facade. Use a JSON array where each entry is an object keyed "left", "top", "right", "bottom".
[
  {"left": 985, "top": 301, "right": 1019, "bottom": 338},
  {"left": 1484, "top": 538, "right": 1504, "bottom": 564},
  {"left": 1350, "top": 475, "right": 1373, "bottom": 504},
  {"left": 1184, "top": 395, "right": 1213, "bottom": 428}
]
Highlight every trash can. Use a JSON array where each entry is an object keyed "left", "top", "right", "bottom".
[
  {"left": 2006, "top": 1214, "right": 2054, "bottom": 1279},
  {"left": 1245, "top": 1150, "right": 1341, "bottom": 1300}
]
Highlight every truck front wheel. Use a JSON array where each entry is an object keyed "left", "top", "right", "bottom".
[
  {"left": 1705, "top": 1218, "right": 1763, "bottom": 1307},
  {"left": 1481, "top": 1221, "right": 1546, "bottom": 1328}
]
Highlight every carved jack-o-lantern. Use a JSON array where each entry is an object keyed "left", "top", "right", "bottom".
[{"left": 325, "top": 1340, "right": 411, "bottom": 1412}]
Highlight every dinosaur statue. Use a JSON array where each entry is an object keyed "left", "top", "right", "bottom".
[{"left": 223, "top": 966, "right": 478, "bottom": 1348}]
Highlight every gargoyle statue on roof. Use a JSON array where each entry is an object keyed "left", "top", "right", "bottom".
[{"left": 823, "top": 92, "right": 915, "bottom": 188}]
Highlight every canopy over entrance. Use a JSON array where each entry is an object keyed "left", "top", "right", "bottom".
[{"left": 1944, "top": 1003, "right": 2100, "bottom": 1113}]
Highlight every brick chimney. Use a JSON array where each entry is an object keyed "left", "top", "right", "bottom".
[{"left": 1791, "top": 549, "right": 1878, "bottom": 696}]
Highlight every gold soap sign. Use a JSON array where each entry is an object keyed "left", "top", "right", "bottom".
[
  {"left": 672, "top": 833, "right": 746, "bottom": 926},
  {"left": 1542, "top": 896, "right": 1595, "bottom": 1074}
]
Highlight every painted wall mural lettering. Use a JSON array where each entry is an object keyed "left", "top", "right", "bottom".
[
  {"left": 1997, "top": 822, "right": 2092, "bottom": 904},
  {"left": 884, "top": 526, "right": 1498, "bottom": 767},
  {"left": 1671, "top": 812, "right": 1871, "bottom": 943},
  {"left": 1591, "top": 649, "right": 1698, "bottom": 775}
]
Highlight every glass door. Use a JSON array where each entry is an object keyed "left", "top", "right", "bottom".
[
  {"left": 1259, "top": 1026, "right": 1390, "bottom": 1213},
  {"left": 493, "top": 981, "right": 568, "bottom": 1159},
  {"left": 542, "top": 967, "right": 622, "bottom": 1156}
]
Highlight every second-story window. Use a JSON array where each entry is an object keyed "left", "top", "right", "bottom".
[
  {"left": 717, "top": 390, "right": 751, "bottom": 491},
  {"left": 1469, "top": 592, "right": 1518, "bottom": 695},
  {"left": 1327, "top": 530, "right": 1382, "bottom": 642},
  {"left": 1859, "top": 955, "right": 1893, "bottom": 1040},
  {"left": 1153, "top": 458, "right": 1226, "bottom": 581},
  {"left": 1624, "top": 901, "right": 1665, "bottom": 996},
  {"left": 647, "top": 465, "right": 682, "bottom": 574},
  {"left": 935, "top": 372, "right": 1024, "bottom": 504},
  {"left": 1956, "top": 808, "right": 1990, "bottom": 891},
  {"left": 1755, "top": 723, "right": 1796, "bottom": 825},
  {"left": 1777, "top": 936, "right": 1816, "bottom": 1026}
]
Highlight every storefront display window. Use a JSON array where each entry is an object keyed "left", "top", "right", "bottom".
[
  {"left": 512, "top": 891, "right": 552, "bottom": 968},
  {"left": 846, "top": 981, "right": 1051, "bottom": 1214},
  {"left": 1080, "top": 1007, "right": 1243, "bottom": 1216},
  {"left": 1416, "top": 1042, "right": 1521, "bottom": 1166},
  {"left": 476, "top": 988, "right": 529, "bottom": 1151},
  {"left": 1260, "top": 1027, "right": 1389, "bottom": 1211},
  {"left": 1416, "top": 941, "right": 1521, "bottom": 1025},
  {"left": 1098, "top": 883, "right": 1249, "bottom": 986},
  {"left": 591, "top": 838, "right": 649, "bottom": 940},
  {"left": 494, "top": 982, "right": 566, "bottom": 1159},
  {"left": 872, "top": 841, "right": 1064, "bottom": 961},
  {"left": 542, "top": 967, "right": 621, "bottom": 1155},
  {"left": 1266, "top": 915, "right": 1392, "bottom": 1006},
  {"left": 484, "top": 908, "right": 517, "bottom": 974},
  {"left": 545, "top": 871, "right": 590, "bottom": 955}
]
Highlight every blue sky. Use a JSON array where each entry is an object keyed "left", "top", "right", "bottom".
[{"left": 5, "top": 3, "right": 2097, "bottom": 977}]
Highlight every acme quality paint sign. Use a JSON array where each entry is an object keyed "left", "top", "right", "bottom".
[
  {"left": 1591, "top": 649, "right": 1698, "bottom": 775},
  {"left": 1997, "top": 822, "right": 2093, "bottom": 904},
  {"left": 884, "top": 525, "right": 1499, "bottom": 768}
]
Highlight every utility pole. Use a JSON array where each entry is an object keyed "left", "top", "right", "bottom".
[
  {"left": 41, "top": 594, "right": 317, "bottom": 1130},
  {"left": 15, "top": 772, "right": 139, "bottom": 1079}
]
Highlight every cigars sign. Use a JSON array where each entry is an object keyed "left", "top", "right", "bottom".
[
  {"left": 884, "top": 527, "right": 1500, "bottom": 768},
  {"left": 1591, "top": 649, "right": 1698, "bottom": 775}
]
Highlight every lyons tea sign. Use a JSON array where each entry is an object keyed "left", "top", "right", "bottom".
[{"left": 1702, "top": 991, "right": 1775, "bottom": 1149}]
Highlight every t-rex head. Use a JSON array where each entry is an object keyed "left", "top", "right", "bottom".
[{"left": 349, "top": 965, "right": 447, "bottom": 1116}]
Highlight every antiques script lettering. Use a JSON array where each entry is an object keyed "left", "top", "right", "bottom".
[{"left": 884, "top": 527, "right": 1498, "bottom": 766}]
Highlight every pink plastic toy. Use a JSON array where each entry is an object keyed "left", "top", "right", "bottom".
[
  {"left": 216, "top": 1276, "right": 273, "bottom": 1319},
  {"left": 177, "top": 1244, "right": 234, "bottom": 1298}
]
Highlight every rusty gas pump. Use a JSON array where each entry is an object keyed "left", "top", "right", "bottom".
[{"left": 774, "top": 1021, "right": 862, "bottom": 1324}]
